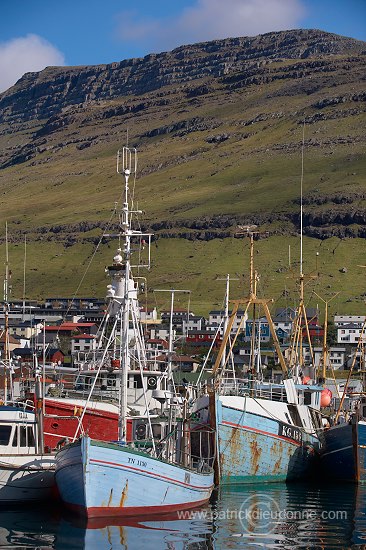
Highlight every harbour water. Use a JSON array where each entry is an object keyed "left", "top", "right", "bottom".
[{"left": 1, "top": 482, "right": 365, "bottom": 549}]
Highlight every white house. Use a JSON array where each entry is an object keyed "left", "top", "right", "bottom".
[
  {"left": 71, "top": 334, "right": 97, "bottom": 354},
  {"left": 208, "top": 309, "right": 247, "bottom": 336},
  {"left": 334, "top": 315, "right": 366, "bottom": 328},
  {"left": 313, "top": 346, "right": 346, "bottom": 370},
  {"left": 337, "top": 323, "right": 366, "bottom": 345}
]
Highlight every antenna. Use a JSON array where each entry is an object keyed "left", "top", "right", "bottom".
[
  {"left": 117, "top": 146, "right": 137, "bottom": 178},
  {"left": 300, "top": 121, "right": 305, "bottom": 278}
]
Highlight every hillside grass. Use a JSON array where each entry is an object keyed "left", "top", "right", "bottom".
[{"left": 1, "top": 235, "right": 365, "bottom": 319}]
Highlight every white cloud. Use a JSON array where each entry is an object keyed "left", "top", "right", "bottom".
[
  {"left": 116, "top": 0, "right": 306, "bottom": 54},
  {"left": 0, "top": 34, "right": 65, "bottom": 93}
]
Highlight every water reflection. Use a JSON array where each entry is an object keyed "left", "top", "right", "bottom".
[
  {"left": 0, "top": 484, "right": 365, "bottom": 549},
  {"left": 212, "top": 482, "right": 366, "bottom": 549}
]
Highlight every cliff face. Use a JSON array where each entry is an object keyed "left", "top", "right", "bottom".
[
  {"left": 1, "top": 29, "right": 364, "bottom": 124},
  {"left": 0, "top": 28, "right": 365, "bottom": 244}
]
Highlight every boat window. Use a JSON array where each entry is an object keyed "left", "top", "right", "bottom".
[
  {"left": 151, "top": 423, "right": 163, "bottom": 439},
  {"left": 19, "top": 426, "right": 27, "bottom": 446},
  {"left": 12, "top": 426, "right": 18, "bottom": 446},
  {"left": 27, "top": 426, "right": 35, "bottom": 446},
  {"left": 287, "top": 404, "right": 303, "bottom": 428},
  {"left": 18, "top": 426, "right": 35, "bottom": 447},
  {"left": 304, "top": 391, "right": 312, "bottom": 405},
  {"left": 0, "top": 425, "right": 12, "bottom": 445},
  {"left": 134, "top": 375, "right": 143, "bottom": 389}
]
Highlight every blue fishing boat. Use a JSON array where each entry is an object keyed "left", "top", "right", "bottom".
[
  {"left": 55, "top": 147, "right": 215, "bottom": 517},
  {"left": 55, "top": 435, "right": 213, "bottom": 517},
  {"left": 320, "top": 419, "right": 366, "bottom": 482},
  {"left": 213, "top": 384, "right": 323, "bottom": 484},
  {"left": 320, "top": 343, "right": 366, "bottom": 483},
  {"left": 197, "top": 229, "right": 324, "bottom": 484}
]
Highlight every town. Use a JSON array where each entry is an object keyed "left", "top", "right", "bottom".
[{"left": 1, "top": 296, "right": 364, "bottom": 381}]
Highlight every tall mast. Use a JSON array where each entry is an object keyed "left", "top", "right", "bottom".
[
  {"left": 314, "top": 291, "right": 339, "bottom": 383},
  {"left": 115, "top": 147, "right": 136, "bottom": 441},
  {"left": 3, "top": 223, "right": 10, "bottom": 404},
  {"left": 106, "top": 147, "right": 153, "bottom": 442},
  {"left": 213, "top": 226, "right": 288, "bottom": 382}
]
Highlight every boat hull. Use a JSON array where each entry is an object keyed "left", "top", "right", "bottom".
[
  {"left": 215, "top": 395, "right": 319, "bottom": 484},
  {"left": 0, "top": 455, "right": 55, "bottom": 502},
  {"left": 320, "top": 420, "right": 366, "bottom": 482},
  {"left": 43, "top": 397, "right": 119, "bottom": 449},
  {"left": 55, "top": 436, "right": 214, "bottom": 518}
]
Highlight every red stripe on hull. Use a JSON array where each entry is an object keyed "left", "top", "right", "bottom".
[
  {"left": 64, "top": 497, "right": 211, "bottom": 519},
  {"left": 90, "top": 458, "right": 214, "bottom": 490}
]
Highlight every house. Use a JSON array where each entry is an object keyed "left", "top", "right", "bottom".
[
  {"left": 5, "top": 320, "right": 43, "bottom": 340},
  {"left": 273, "top": 307, "right": 296, "bottom": 334},
  {"left": 160, "top": 309, "right": 194, "bottom": 333},
  {"left": 208, "top": 309, "right": 248, "bottom": 335},
  {"left": 334, "top": 315, "right": 366, "bottom": 328},
  {"left": 185, "top": 330, "right": 222, "bottom": 348},
  {"left": 337, "top": 323, "right": 366, "bottom": 345},
  {"left": 11, "top": 347, "right": 65, "bottom": 365},
  {"left": 45, "top": 322, "right": 98, "bottom": 337},
  {"left": 313, "top": 346, "right": 346, "bottom": 370},
  {"left": 276, "top": 327, "right": 290, "bottom": 344},
  {"left": 245, "top": 317, "right": 271, "bottom": 343},
  {"left": 302, "top": 323, "right": 324, "bottom": 345},
  {"left": 182, "top": 316, "right": 206, "bottom": 334},
  {"left": 145, "top": 338, "right": 169, "bottom": 360},
  {"left": 140, "top": 307, "right": 158, "bottom": 323},
  {"left": 71, "top": 334, "right": 97, "bottom": 354},
  {"left": 149, "top": 327, "right": 176, "bottom": 342}
]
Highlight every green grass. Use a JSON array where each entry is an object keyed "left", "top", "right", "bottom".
[{"left": 1, "top": 235, "right": 365, "bottom": 319}]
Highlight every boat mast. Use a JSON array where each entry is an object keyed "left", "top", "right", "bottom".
[
  {"left": 314, "top": 291, "right": 339, "bottom": 383},
  {"left": 288, "top": 123, "right": 317, "bottom": 378},
  {"left": 116, "top": 147, "right": 136, "bottom": 441},
  {"left": 212, "top": 226, "right": 288, "bottom": 384},
  {"left": 3, "top": 223, "right": 11, "bottom": 404}
]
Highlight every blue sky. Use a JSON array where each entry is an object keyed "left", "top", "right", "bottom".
[{"left": 0, "top": 0, "right": 365, "bottom": 93}]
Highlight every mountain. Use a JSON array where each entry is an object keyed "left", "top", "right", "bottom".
[{"left": 0, "top": 29, "right": 365, "bottom": 314}]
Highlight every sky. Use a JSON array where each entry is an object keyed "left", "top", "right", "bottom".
[{"left": 0, "top": 0, "right": 365, "bottom": 93}]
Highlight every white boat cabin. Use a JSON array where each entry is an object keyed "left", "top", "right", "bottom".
[{"left": 0, "top": 405, "right": 39, "bottom": 455}]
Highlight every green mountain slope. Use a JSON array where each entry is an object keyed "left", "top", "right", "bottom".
[{"left": 0, "top": 29, "right": 365, "bottom": 315}]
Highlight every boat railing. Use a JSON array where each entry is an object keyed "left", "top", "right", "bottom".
[
  {"left": 218, "top": 377, "right": 288, "bottom": 402},
  {"left": 46, "top": 383, "right": 120, "bottom": 405},
  {"left": 132, "top": 425, "right": 216, "bottom": 473},
  {"left": 8, "top": 399, "right": 36, "bottom": 411}
]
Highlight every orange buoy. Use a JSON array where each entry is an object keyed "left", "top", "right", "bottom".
[
  {"left": 302, "top": 376, "right": 311, "bottom": 385},
  {"left": 320, "top": 388, "right": 332, "bottom": 407}
]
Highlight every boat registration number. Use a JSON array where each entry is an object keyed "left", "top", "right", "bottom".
[{"left": 278, "top": 423, "right": 302, "bottom": 443}]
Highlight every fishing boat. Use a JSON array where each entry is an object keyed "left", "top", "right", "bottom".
[
  {"left": 55, "top": 147, "right": 215, "bottom": 517},
  {"left": 0, "top": 227, "right": 56, "bottom": 502},
  {"left": 320, "top": 319, "right": 366, "bottom": 482},
  {"left": 0, "top": 401, "right": 56, "bottom": 502},
  {"left": 194, "top": 228, "right": 324, "bottom": 484}
]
